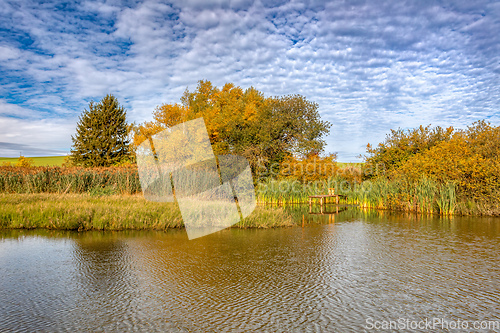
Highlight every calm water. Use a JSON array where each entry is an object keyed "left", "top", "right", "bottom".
[{"left": 1, "top": 209, "right": 500, "bottom": 332}]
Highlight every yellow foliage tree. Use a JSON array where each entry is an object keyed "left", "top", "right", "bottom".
[{"left": 131, "top": 80, "right": 331, "bottom": 177}]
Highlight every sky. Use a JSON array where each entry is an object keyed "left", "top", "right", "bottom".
[{"left": 0, "top": 0, "right": 499, "bottom": 161}]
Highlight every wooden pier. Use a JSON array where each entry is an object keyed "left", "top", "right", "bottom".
[{"left": 308, "top": 188, "right": 347, "bottom": 214}]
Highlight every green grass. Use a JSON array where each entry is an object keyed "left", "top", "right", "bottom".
[
  {"left": 0, "top": 156, "right": 66, "bottom": 166},
  {"left": 0, "top": 193, "right": 295, "bottom": 230}
]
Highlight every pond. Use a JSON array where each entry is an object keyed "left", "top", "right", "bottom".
[{"left": 1, "top": 208, "right": 500, "bottom": 332}]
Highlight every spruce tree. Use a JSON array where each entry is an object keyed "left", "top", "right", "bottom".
[{"left": 70, "top": 95, "right": 130, "bottom": 167}]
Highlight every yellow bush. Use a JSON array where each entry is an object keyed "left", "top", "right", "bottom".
[
  {"left": 16, "top": 156, "right": 35, "bottom": 167},
  {"left": 387, "top": 121, "right": 500, "bottom": 202}
]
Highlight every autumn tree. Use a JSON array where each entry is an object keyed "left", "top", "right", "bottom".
[
  {"left": 397, "top": 121, "right": 500, "bottom": 201},
  {"left": 132, "top": 80, "right": 331, "bottom": 178},
  {"left": 71, "top": 95, "right": 130, "bottom": 167}
]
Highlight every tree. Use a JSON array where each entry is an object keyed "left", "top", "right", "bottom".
[
  {"left": 132, "top": 80, "right": 331, "bottom": 178},
  {"left": 71, "top": 95, "right": 130, "bottom": 167}
]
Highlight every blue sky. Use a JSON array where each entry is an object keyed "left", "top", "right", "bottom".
[{"left": 0, "top": 0, "right": 499, "bottom": 161}]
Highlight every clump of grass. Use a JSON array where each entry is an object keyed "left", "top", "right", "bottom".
[
  {"left": 256, "top": 179, "right": 310, "bottom": 204},
  {"left": 256, "top": 177, "right": 348, "bottom": 205},
  {"left": 237, "top": 206, "right": 294, "bottom": 228},
  {"left": 414, "top": 176, "right": 438, "bottom": 214}
]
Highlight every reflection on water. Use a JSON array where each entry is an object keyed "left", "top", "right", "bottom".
[{"left": 1, "top": 209, "right": 500, "bottom": 332}]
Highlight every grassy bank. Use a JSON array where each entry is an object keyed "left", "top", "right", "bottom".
[
  {"left": 0, "top": 156, "right": 66, "bottom": 166},
  {"left": 0, "top": 193, "right": 293, "bottom": 231}
]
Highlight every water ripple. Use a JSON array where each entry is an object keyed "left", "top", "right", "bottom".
[{"left": 1, "top": 213, "right": 500, "bottom": 332}]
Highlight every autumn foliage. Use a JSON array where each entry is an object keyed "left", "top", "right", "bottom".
[
  {"left": 132, "top": 80, "right": 331, "bottom": 176},
  {"left": 364, "top": 120, "right": 500, "bottom": 213},
  {"left": 278, "top": 153, "right": 339, "bottom": 183}
]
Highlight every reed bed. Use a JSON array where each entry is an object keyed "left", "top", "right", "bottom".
[
  {"left": 256, "top": 176, "right": 464, "bottom": 215},
  {"left": 0, "top": 193, "right": 181, "bottom": 230},
  {"left": 0, "top": 166, "right": 495, "bottom": 218},
  {"left": 0, "top": 166, "right": 141, "bottom": 195},
  {"left": 256, "top": 178, "right": 342, "bottom": 204}
]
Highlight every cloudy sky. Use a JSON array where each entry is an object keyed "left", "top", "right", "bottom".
[{"left": 1, "top": 0, "right": 499, "bottom": 161}]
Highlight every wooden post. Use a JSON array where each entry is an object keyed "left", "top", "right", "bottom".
[{"left": 302, "top": 214, "right": 305, "bottom": 227}]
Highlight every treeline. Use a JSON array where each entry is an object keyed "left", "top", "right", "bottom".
[
  {"left": 4, "top": 80, "right": 498, "bottom": 216},
  {"left": 66, "top": 81, "right": 331, "bottom": 176}
]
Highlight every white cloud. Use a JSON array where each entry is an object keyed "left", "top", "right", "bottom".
[
  {"left": 0, "top": 115, "right": 75, "bottom": 157},
  {"left": 0, "top": 45, "right": 21, "bottom": 61}
]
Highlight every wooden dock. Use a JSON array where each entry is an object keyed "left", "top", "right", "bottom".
[{"left": 308, "top": 194, "right": 347, "bottom": 214}]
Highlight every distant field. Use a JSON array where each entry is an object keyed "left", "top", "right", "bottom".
[
  {"left": 337, "top": 162, "right": 363, "bottom": 168},
  {"left": 0, "top": 156, "right": 66, "bottom": 166}
]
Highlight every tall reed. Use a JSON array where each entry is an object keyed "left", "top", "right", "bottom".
[
  {"left": 257, "top": 175, "right": 463, "bottom": 216},
  {"left": 414, "top": 176, "right": 438, "bottom": 214},
  {"left": 0, "top": 166, "right": 141, "bottom": 195},
  {"left": 256, "top": 179, "right": 330, "bottom": 204},
  {"left": 437, "top": 181, "right": 456, "bottom": 215},
  {"left": 0, "top": 166, "right": 482, "bottom": 216}
]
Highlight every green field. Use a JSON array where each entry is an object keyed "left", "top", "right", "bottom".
[{"left": 0, "top": 156, "right": 66, "bottom": 166}]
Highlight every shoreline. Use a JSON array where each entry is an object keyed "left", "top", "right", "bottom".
[
  {"left": 1, "top": 192, "right": 498, "bottom": 232},
  {"left": 0, "top": 193, "right": 294, "bottom": 231}
]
